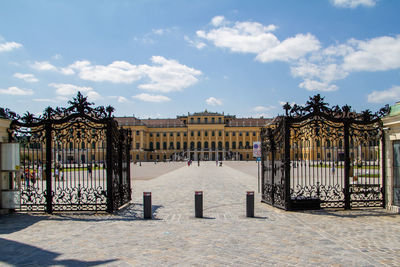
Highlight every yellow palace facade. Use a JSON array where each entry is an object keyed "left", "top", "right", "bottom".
[{"left": 116, "top": 111, "right": 271, "bottom": 162}]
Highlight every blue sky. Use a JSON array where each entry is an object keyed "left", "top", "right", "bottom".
[{"left": 1, "top": 0, "right": 400, "bottom": 118}]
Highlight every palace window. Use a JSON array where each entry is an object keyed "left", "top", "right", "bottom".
[
  {"left": 197, "top": 118, "right": 201, "bottom": 123},
  {"left": 239, "top": 132, "right": 242, "bottom": 137},
  {"left": 163, "top": 142, "right": 167, "bottom": 149},
  {"left": 156, "top": 142, "right": 160, "bottom": 149},
  {"left": 177, "top": 142, "right": 181, "bottom": 149},
  {"left": 177, "top": 132, "right": 180, "bottom": 137},
  {"left": 218, "top": 142, "right": 222, "bottom": 149},
  {"left": 163, "top": 133, "right": 166, "bottom": 137},
  {"left": 149, "top": 142, "right": 154, "bottom": 150},
  {"left": 205, "top": 118, "right": 208, "bottom": 123},
  {"left": 232, "top": 142, "right": 236, "bottom": 149},
  {"left": 198, "top": 131, "right": 201, "bottom": 137},
  {"left": 157, "top": 133, "right": 160, "bottom": 137},
  {"left": 219, "top": 131, "right": 222, "bottom": 137},
  {"left": 184, "top": 142, "right": 187, "bottom": 150},
  {"left": 211, "top": 142, "right": 216, "bottom": 150},
  {"left": 245, "top": 141, "right": 249, "bottom": 148},
  {"left": 136, "top": 143, "right": 140, "bottom": 149},
  {"left": 191, "top": 131, "right": 194, "bottom": 137},
  {"left": 212, "top": 131, "right": 215, "bottom": 136},
  {"left": 226, "top": 132, "right": 229, "bottom": 137},
  {"left": 239, "top": 141, "right": 243, "bottom": 149},
  {"left": 233, "top": 132, "right": 236, "bottom": 136},
  {"left": 169, "top": 142, "right": 174, "bottom": 149},
  {"left": 170, "top": 132, "right": 173, "bottom": 137},
  {"left": 197, "top": 142, "right": 201, "bottom": 150},
  {"left": 225, "top": 142, "right": 229, "bottom": 149},
  {"left": 212, "top": 118, "right": 215, "bottom": 123},
  {"left": 218, "top": 118, "right": 222, "bottom": 123},
  {"left": 246, "top": 132, "right": 249, "bottom": 136},
  {"left": 253, "top": 132, "right": 256, "bottom": 136},
  {"left": 136, "top": 131, "right": 140, "bottom": 135},
  {"left": 205, "top": 131, "right": 208, "bottom": 137},
  {"left": 204, "top": 141, "right": 209, "bottom": 149},
  {"left": 150, "top": 133, "right": 153, "bottom": 137}
]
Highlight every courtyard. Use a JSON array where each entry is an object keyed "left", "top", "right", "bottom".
[{"left": 1, "top": 161, "right": 400, "bottom": 266}]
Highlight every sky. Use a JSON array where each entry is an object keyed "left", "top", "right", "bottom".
[{"left": 1, "top": 0, "right": 400, "bottom": 119}]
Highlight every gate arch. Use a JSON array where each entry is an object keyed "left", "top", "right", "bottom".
[
  {"left": 7, "top": 92, "right": 131, "bottom": 213},
  {"left": 261, "top": 94, "right": 389, "bottom": 210}
]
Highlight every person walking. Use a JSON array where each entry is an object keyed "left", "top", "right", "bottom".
[{"left": 88, "top": 164, "right": 92, "bottom": 179}]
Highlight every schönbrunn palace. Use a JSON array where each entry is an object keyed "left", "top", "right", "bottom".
[{"left": 116, "top": 111, "right": 271, "bottom": 162}]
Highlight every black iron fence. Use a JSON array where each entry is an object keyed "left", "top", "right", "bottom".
[
  {"left": 5, "top": 92, "right": 131, "bottom": 213},
  {"left": 261, "top": 95, "right": 389, "bottom": 210}
]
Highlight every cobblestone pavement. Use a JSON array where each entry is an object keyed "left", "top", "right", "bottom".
[{"left": 1, "top": 162, "right": 400, "bottom": 266}]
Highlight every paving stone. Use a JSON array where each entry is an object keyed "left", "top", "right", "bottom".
[{"left": 0, "top": 162, "right": 399, "bottom": 266}]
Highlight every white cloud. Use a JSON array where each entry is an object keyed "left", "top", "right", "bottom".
[
  {"left": 60, "top": 56, "right": 202, "bottom": 93},
  {"left": 13, "top": 73, "right": 39, "bottom": 83},
  {"left": 299, "top": 79, "right": 338, "bottom": 91},
  {"left": 184, "top": 36, "right": 207, "bottom": 49},
  {"left": 138, "top": 56, "right": 202, "bottom": 93},
  {"left": 256, "top": 33, "right": 321, "bottom": 63},
  {"left": 198, "top": 18, "right": 318, "bottom": 62},
  {"left": 0, "top": 41, "right": 22, "bottom": 52},
  {"left": 153, "top": 29, "right": 164, "bottom": 35},
  {"left": 331, "top": 0, "right": 376, "bottom": 8},
  {"left": 342, "top": 35, "right": 400, "bottom": 72},
  {"left": 49, "top": 83, "right": 94, "bottom": 96},
  {"left": 206, "top": 97, "right": 222, "bottom": 106},
  {"left": 33, "top": 96, "right": 68, "bottom": 103},
  {"left": 197, "top": 17, "right": 400, "bottom": 93},
  {"left": 279, "top": 101, "right": 296, "bottom": 106},
  {"left": 64, "top": 60, "right": 142, "bottom": 83},
  {"left": 211, "top": 16, "right": 225, "bottom": 27},
  {"left": 0, "top": 86, "right": 34, "bottom": 95},
  {"left": 118, "top": 96, "right": 128, "bottom": 103},
  {"left": 367, "top": 85, "right": 400, "bottom": 104},
  {"left": 32, "top": 61, "right": 57, "bottom": 71},
  {"left": 253, "top": 105, "right": 275, "bottom": 112},
  {"left": 197, "top": 20, "right": 279, "bottom": 54},
  {"left": 133, "top": 93, "right": 171, "bottom": 103}
]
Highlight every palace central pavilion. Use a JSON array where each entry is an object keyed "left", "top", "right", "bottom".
[{"left": 116, "top": 111, "right": 271, "bottom": 162}]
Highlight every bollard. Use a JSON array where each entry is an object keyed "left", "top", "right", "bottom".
[
  {"left": 246, "top": 191, "right": 254, "bottom": 218},
  {"left": 195, "top": 191, "right": 203, "bottom": 218},
  {"left": 143, "top": 192, "right": 152, "bottom": 219}
]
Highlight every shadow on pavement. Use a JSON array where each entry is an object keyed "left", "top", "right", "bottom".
[
  {"left": 0, "top": 237, "right": 116, "bottom": 266},
  {"left": 0, "top": 202, "right": 165, "bottom": 233},
  {"left": 299, "top": 208, "right": 399, "bottom": 218}
]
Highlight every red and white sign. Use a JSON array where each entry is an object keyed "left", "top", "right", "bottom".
[{"left": 253, "top": 141, "right": 261, "bottom": 158}]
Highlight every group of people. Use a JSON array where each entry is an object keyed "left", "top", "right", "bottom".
[
  {"left": 21, "top": 165, "right": 43, "bottom": 187},
  {"left": 186, "top": 159, "right": 223, "bottom": 167}
]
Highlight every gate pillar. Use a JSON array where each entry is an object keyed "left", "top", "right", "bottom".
[
  {"left": 45, "top": 123, "right": 53, "bottom": 214},
  {"left": 344, "top": 121, "right": 351, "bottom": 210}
]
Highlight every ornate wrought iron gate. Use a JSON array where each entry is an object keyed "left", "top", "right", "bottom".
[
  {"left": 7, "top": 93, "right": 131, "bottom": 213},
  {"left": 261, "top": 95, "right": 388, "bottom": 210}
]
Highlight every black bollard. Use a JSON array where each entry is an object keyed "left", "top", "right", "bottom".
[
  {"left": 246, "top": 191, "right": 254, "bottom": 218},
  {"left": 143, "top": 192, "right": 152, "bottom": 219},
  {"left": 195, "top": 191, "right": 203, "bottom": 218}
]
